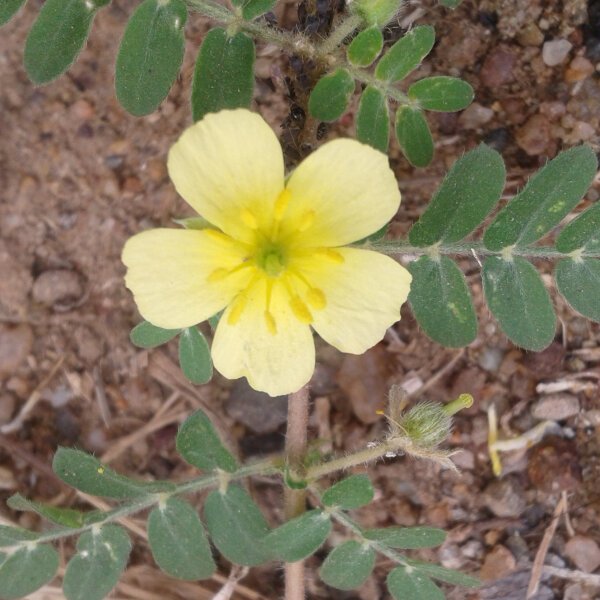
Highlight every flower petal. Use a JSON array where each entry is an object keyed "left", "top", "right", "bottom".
[
  {"left": 212, "top": 278, "right": 315, "bottom": 396},
  {"left": 122, "top": 228, "right": 251, "bottom": 329},
  {"left": 295, "top": 247, "right": 412, "bottom": 353},
  {"left": 167, "top": 109, "right": 285, "bottom": 243},
  {"left": 283, "top": 139, "right": 401, "bottom": 247}
]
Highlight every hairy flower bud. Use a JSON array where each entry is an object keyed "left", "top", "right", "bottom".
[{"left": 349, "top": 0, "right": 402, "bottom": 27}]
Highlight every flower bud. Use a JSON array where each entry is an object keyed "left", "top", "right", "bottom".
[
  {"left": 349, "top": 0, "right": 403, "bottom": 27},
  {"left": 399, "top": 402, "right": 452, "bottom": 448}
]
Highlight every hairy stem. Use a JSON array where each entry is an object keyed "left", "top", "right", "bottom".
[
  {"left": 316, "top": 13, "right": 363, "bottom": 56},
  {"left": 284, "top": 385, "right": 310, "bottom": 600}
]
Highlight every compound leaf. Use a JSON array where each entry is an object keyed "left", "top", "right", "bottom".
[
  {"left": 63, "top": 526, "right": 130, "bottom": 600},
  {"left": 148, "top": 498, "right": 215, "bottom": 580},
  {"left": 0, "top": 0, "right": 26, "bottom": 26},
  {"left": 319, "top": 541, "right": 375, "bottom": 590},
  {"left": 204, "top": 485, "right": 272, "bottom": 566},
  {"left": 130, "top": 321, "right": 180, "bottom": 348},
  {"left": 409, "top": 144, "right": 505, "bottom": 245},
  {"left": 482, "top": 256, "right": 555, "bottom": 351},
  {"left": 176, "top": 409, "right": 237, "bottom": 473},
  {"left": 484, "top": 146, "right": 598, "bottom": 250},
  {"left": 308, "top": 68, "right": 354, "bottom": 122},
  {"left": 409, "top": 76, "right": 473, "bottom": 112},
  {"left": 364, "top": 526, "right": 446, "bottom": 549},
  {"left": 556, "top": 201, "right": 600, "bottom": 253},
  {"left": 192, "top": 27, "right": 255, "bottom": 121},
  {"left": 115, "top": 0, "right": 187, "bottom": 116},
  {"left": 395, "top": 106, "right": 433, "bottom": 167},
  {"left": 555, "top": 258, "right": 600, "bottom": 322},
  {"left": 53, "top": 447, "right": 175, "bottom": 499},
  {"left": 0, "top": 544, "right": 59, "bottom": 599},
  {"left": 347, "top": 26, "right": 383, "bottom": 67},
  {"left": 408, "top": 256, "right": 477, "bottom": 347},
  {"left": 356, "top": 85, "right": 389, "bottom": 152},
  {"left": 267, "top": 510, "right": 331, "bottom": 562},
  {"left": 322, "top": 474, "right": 374, "bottom": 509},
  {"left": 24, "top": 0, "right": 109, "bottom": 84},
  {"left": 375, "top": 26, "right": 435, "bottom": 82},
  {"left": 388, "top": 566, "right": 444, "bottom": 600}
]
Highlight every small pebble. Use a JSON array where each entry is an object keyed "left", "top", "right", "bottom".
[
  {"left": 531, "top": 393, "right": 580, "bottom": 420},
  {"left": 539, "top": 101, "right": 566, "bottom": 120},
  {"left": 542, "top": 39, "right": 573, "bottom": 66},
  {"left": 0, "top": 395, "right": 16, "bottom": 424},
  {"left": 569, "top": 120, "right": 595, "bottom": 142},
  {"left": 483, "top": 478, "right": 526, "bottom": 518},
  {"left": 32, "top": 269, "right": 83, "bottom": 306},
  {"left": 564, "top": 56, "right": 595, "bottom": 82},
  {"left": 453, "top": 449, "right": 475, "bottom": 470},
  {"left": 478, "top": 347, "right": 505, "bottom": 372},
  {"left": 517, "top": 24, "right": 544, "bottom": 47},
  {"left": 528, "top": 437, "right": 582, "bottom": 493},
  {"left": 480, "top": 545, "right": 516, "bottom": 581},
  {"left": 515, "top": 114, "right": 552, "bottom": 156},
  {"left": 564, "top": 535, "right": 600, "bottom": 572},
  {"left": 0, "top": 324, "right": 33, "bottom": 378},
  {"left": 458, "top": 102, "right": 494, "bottom": 129},
  {"left": 480, "top": 47, "right": 517, "bottom": 88}
]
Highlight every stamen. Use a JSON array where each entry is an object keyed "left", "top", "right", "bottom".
[
  {"left": 274, "top": 189, "right": 291, "bottom": 221},
  {"left": 298, "top": 210, "right": 315, "bottom": 232},
  {"left": 289, "top": 295, "right": 313, "bottom": 323},
  {"left": 227, "top": 294, "right": 247, "bottom": 325},
  {"left": 204, "top": 228, "right": 232, "bottom": 242},
  {"left": 264, "top": 311, "right": 277, "bottom": 335},
  {"left": 314, "top": 248, "right": 345, "bottom": 263},
  {"left": 241, "top": 208, "right": 259, "bottom": 230},
  {"left": 307, "top": 287, "right": 327, "bottom": 309},
  {"left": 206, "top": 260, "right": 252, "bottom": 283}
]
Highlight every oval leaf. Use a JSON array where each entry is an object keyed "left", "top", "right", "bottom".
[
  {"left": 556, "top": 201, "right": 600, "bottom": 253},
  {"left": 53, "top": 447, "right": 175, "bottom": 499},
  {"left": 130, "top": 321, "right": 180, "bottom": 348},
  {"left": 375, "top": 26, "right": 435, "bottom": 82},
  {"left": 555, "top": 258, "right": 600, "bottom": 322},
  {"left": 115, "top": 0, "right": 187, "bottom": 116},
  {"left": 176, "top": 410, "right": 237, "bottom": 473},
  {"left": 0, "top": 0, "right": 26, "bottom": 26},
  {"left": 484, "top": 146, "right": 598, "bottom": 250},
  {"left": 408, "top": 562, "right": 480, "bottom": 587},
  {"left": 63, "top": 526, "right": 130, "bottom": 600},
  {"left": 482, "top": 256, "right": 555, "bottom": 351},
  {"left": 192, "top": 28, "right": 255, "bottom": 122},
  {"left": 204, "top": 485, "right": 272, "bottom": 566},
  {"left": 347, "top": 26, "right": 384, "bottom": 67},
  {"left": 7, "top": 493, "right": 85, "bottom": 528},
  {"left": 409, "top": 144, "right": 506, "bottom": 246},
  {"left": 0, "top": 525, "right": 39, "bottom": 548},
  {"left": 322, "top": 474, "right": 374, "bottom": 509},
  {"left": 148, "top": 498, "right": 216, "bottom": 580},
  {"left": 364, "top": 526, "right": 446, "bottom": 549},
  {"left": 319, "top": 541, "right": 375, "bottom": 590},
  {"left": 267, "top": 510, "right": 331, "bottom": 562},
  {"left": 388, "top": 566, "right": 444, "bottom": 600},
  {"left": 24, "top": 0, "right": 108, "bottom": 84},
  {"left": 179, "top": 327, "right": 213, "bottom": 384},
  {"left": 395, "top": 106, "right": 433, "bottom": 167},
  {"left": 408, "top": 256, "right": 477, "bottom": 347},
  {"left": 356, "top": 85, "right": 389, "bottom": 152},
  {"left": 308, "top": 68, "right": 354, "bottom": 122},
  {"left": 0, "top": 545, "right": 59, "bottom": 599},
  {"left": 231, "top": 0, "right": 276, "bottom": 20},
  {"left": 409, "top": 76, "right": 473, "bottom": 112}
]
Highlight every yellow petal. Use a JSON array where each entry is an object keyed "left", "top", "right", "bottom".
[
  {"left": 283, "top": 139, "right": 400, "bottom": 247},
  {"left": 167, "top": 109, "right": 285, "bottom": 243},
  {"left": 122, "top": 228, "right": 251, "bottom": 329},
  {"left": 212, "top": 278, "right": 315, "bottom": 396},
  {"left": 294, "top": 247, "right": 412, "bottom": 354}
]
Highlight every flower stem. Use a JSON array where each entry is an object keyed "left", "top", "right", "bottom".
[{"left": 284, "top": 384, "right": 310, "bottom": 600}]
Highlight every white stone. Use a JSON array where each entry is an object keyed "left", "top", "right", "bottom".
[{"left": 542, "top": 39, "right": 573, "bottom": 67}]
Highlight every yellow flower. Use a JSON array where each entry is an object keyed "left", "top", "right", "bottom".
[{"left": 122, "top": 109, "right": 411, "bottom": 396}]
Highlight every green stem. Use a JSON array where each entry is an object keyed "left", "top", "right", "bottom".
[
  {"left": 347, "top": 66, "right": 410, "bottom": 104},
  {"left": 316, "top": 13, "right": 363, "bottom": 56},
  {"left": 14, "top": 459, "right": 279, "bottom": 548}
]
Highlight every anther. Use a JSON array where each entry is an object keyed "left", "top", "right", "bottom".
[
  {"left": 264, "top": 311, "right": 277, "bottom": 335},
  {"left": 290, "top": 296, "right": 313, "bottom": 323},
  {"left": 307, "top": 287, "right": 326, "bottom": 310},
  {"left": 241, "top": 208, "right": 259, "bottom": 230},
  {"left": 274, "top": 189, "right": 291, "bottom": 221},
  {"left": 298, "top": 210, "right": 315, "bottom": 232},
  {"left": 314, "top": 248, "right": 345, "bottom": 263}
]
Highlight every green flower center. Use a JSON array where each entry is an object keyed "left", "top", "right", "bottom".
[{"left": 255, "top": 243, "right": 287, "bottom": 278}]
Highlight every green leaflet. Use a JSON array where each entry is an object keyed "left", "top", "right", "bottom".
[
  {"left": 192, "top": 28, "right": 255, "bottom": 121},
  {"left": 148, "top": 498, "right": 216, "bottom": 580},
  {"left": 24, "top": 0, "right": 109, "bottom": 84},
  {"left": 175, "top": 409, "right": 238, "bottom": 473},
  {"left": 308, "top": 68, "right": 354, "bottom": 122},
  {"left": 408, "top": 256, "right": 477, "bottom": 348},
  {"left": 231, "top": 0, "right": 276, "bottom": 20},
  {"left": 63, "top": 526, "right": 131, "bottom": 600},
  {"left": 347, "top": 26, "right": 383, "bottom": 67},
  {"left": 179, "top": 327, "right": 213, "bottom": 384},
  {"left": 556, "top": 201, "right": 600, "bottom": 253},
  {"left": 0, "top": 0, "right": 26, "bottom": 26},
  {"left": 409, "top": 144, "right": 505, "bottom": 246},
  {"left": 0, "top": 545, "right": 59, "bottom": 599},
  {"left": 555, "top": 258, "right": 600, "bottom": 322},
  {"left": 7, "top": 493, "right": 85, "bottom": 528},
  {"left": 482, "top": 256, "right": 556, "bottom": 351},
  {"left": 408, "top": 76, "right": 473, "bottom": 112},
  {"left": 387, "top": 566, "right": 444, "bottom": 600},
  {"left": 0, "top": 525, "right": 40, "bottom": 547},
  {"left": 319, "top": 541, "right": 375, "bottom": 590},
  {"left": 130, "top": 321, "right": 180, "bottom": 348},
  {"left": 407, "top": 562, "right": 480, "bottom": 587},
  {"left": 356, "top": 85, "right": 389, "bottom": 152},
  {"left": 375, "top": 26, "right": 435, "bottom": 82},
  {"left": 322, "top": 474, "right": 374, "bottom": 509},
  {"left": 484, "top": 146, "right": 598, "bottom": 250},
  {"left": 364, "top": 526, "right": 446, "bottom": 549},
  {"left": 115, "top": 0, "right": 187, "bottom": 116},
  {"left": 395, "top": 106, "right": 433, "bottom": 167}
]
